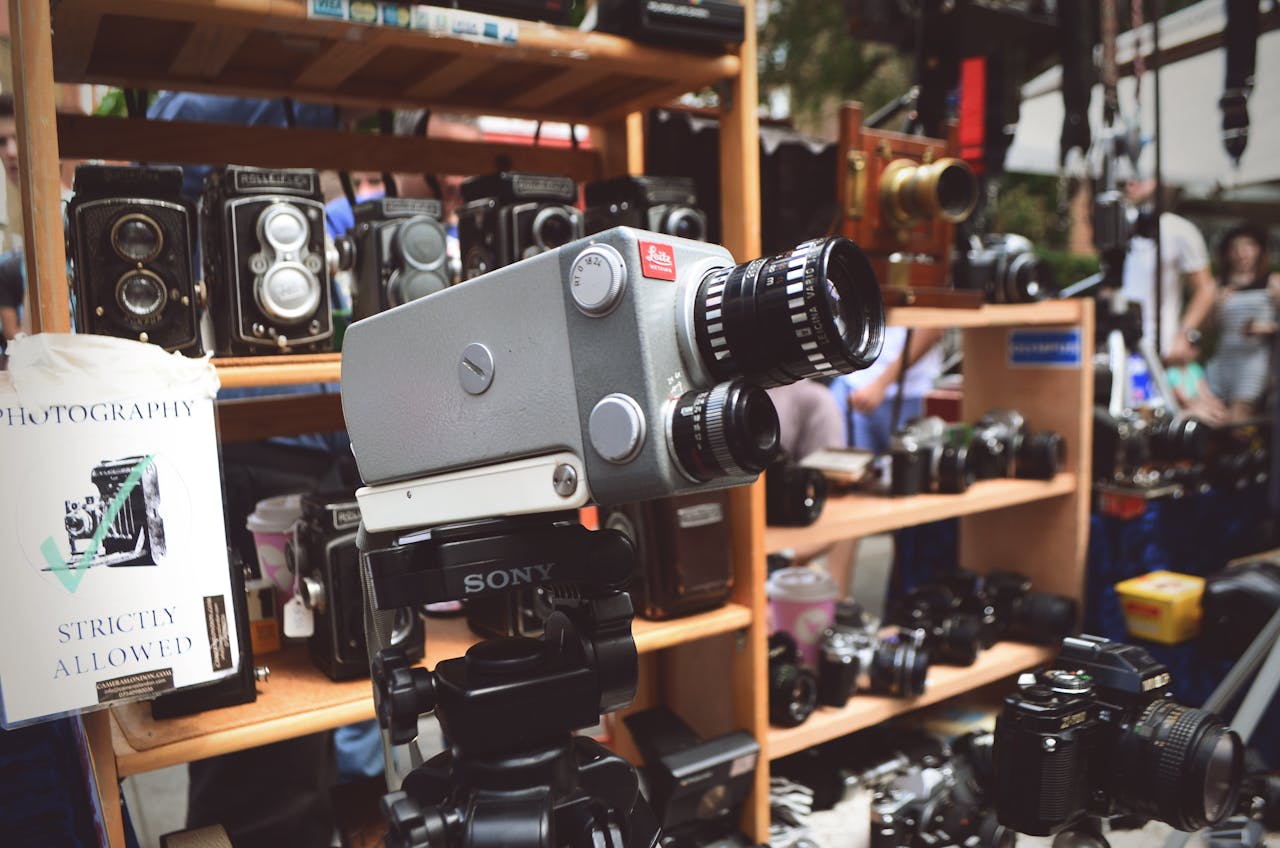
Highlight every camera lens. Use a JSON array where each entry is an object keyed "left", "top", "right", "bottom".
[
  {"left": 533, "top": 206, "right": 576, "bottom": 251},
  {"left": 869, "top": 636, "right": 929, "bottom": 697},
  {"left": 766, "top": 461, "right": 827, "bottom": 527},
  {"left": 256, "top": 263, "right": 321, "bottom": 324},
  {"left": 259, "top": 203, "right": 310, "bottom": 254},
  {"left": 881, "top": 158, "right": 979, "bottom": 225},
  {"left": 388, "top": 269, "right": 449, "bottom": 307},
  {"left": 694, "top": 237, "right": 884, "bottom": 387},
  {"left": 669, "top": 380, "right": 780, "bottom": 483},
  {"left": 1016, "top": 432, "right": 1064, "bottom": 480},
  {"left": 768, "top": 632, "right": 818, "bottom": 727},
  {"left": 115, "top": 270, "right": 168, "bottom": 322},
  {"left": 1008, "top": 591, "right": 1079, "bottom": 645},
  {"left": 932, "top": 161, "right": 979, "bottom": 221},
  {"left": 665, "top": 207, "right": 706, "bottom": 242},
  {"left": 936, "top": 443, "right": 974, "bottom": 494},
  {"left": 396, "top": 217, "right": 448, "bottom": 271},
  {"left": 111, "top": 213, "right": 163, "bottom": 263},
  {"left": 1120, "top": 699, "right": 1243, "bottom": 831},
  {"left": 930, "top": 614, "right": 983, "bottom": 666}
]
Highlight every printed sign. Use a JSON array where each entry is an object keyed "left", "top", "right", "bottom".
[
  {"left": 0, "top": 335, "right": 239, "bottom": 727},
  {"left": 639, "top": 241, "right": 678, "bottom": 281},
  {"left": 1007, "top": 329, "right": 1082, "bottom": 369},
  {"left": 308, "top": 0, "right": 349, "bottom": 19}
]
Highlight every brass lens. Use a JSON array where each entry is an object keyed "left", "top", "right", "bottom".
[{"left": 880, "top": 157, "right": 978, "bottom": 225}]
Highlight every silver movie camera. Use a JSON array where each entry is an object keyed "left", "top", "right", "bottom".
[{"left": 341, "top": 227, "right": 885, "bottom": 531}]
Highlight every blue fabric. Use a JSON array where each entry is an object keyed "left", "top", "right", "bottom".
[
  {"left": 827, "top": 379, "right": 925, "bottom": 453},
  {"left": 0, "top": 718, "right": 113, "bottom": 847},
  {"left": 333, "top": 719, "right": 384, "bottom": 782}
]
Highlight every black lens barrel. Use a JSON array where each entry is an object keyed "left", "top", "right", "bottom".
[
  {"left": 694, "top": 237, "right": 883, "bottom": 387},
  {"left": 669, "top": 380, "right": 780, "bottom": 483}
]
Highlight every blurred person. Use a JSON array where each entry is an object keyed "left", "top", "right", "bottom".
[
  {"left": 830, "top": 326, "right": 945, "bottom": 453},
  {"left": 1120, "top": 178, "right": 1215, "bottom": 366},
  {"left": 766, "top": 378, "right": 845, "bottom": 461},
  {"left": 1167, "top": 360, "right": 1229, "bottom": 426},
  {"left": 0, "top": 94, "right": 24, "bottom": 353},
  {"left": 1207, "top": 223, "right": 1280, "bottom": 422}
]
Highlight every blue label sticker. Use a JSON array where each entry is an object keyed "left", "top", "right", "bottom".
[
  {"left": 1008, "top": 329, "right": 1082, "bottom": 368},
  {"left": 309, "top": 0, "right": 348, "bottom": 20}
]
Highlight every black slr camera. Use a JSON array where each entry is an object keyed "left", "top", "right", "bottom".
[
  {"left": 457, "top": 172, "right": 582, "bottom": 280},
  {"left": 994, "top": 635, "right": 1244, "bottom": 837},
  {"left": 958, "top": 233, "right": 1052, "bottom": 304},
  {"left": 595, "top": 0, "right": 746, "bottom": 51},
  {"left": 601, "top": 491, "right": 734, "bottom": 620},
  {"left": 887, "top": 583, "right": 986, "bottom": 666},
  {"left": 202, "top": 166, "right": 333, "bottom": 354},
  {"left": 584, "top": 175, "right": 708, "bottom": 242},
  {"left": 348, "top": 197, "right": 451, "bottom": 320},
  {"left": 1093, "top": 406, "right": 1207, "bottom": 486},
  {"left": 969, "top": 410, "right": 1064, "bottom": 481},
  {"left": 891, "top": 417, "right": 974, "bottom": 496},
  {"left": 66, "top": 165, "right": 201, "bottom": 353},
  {"left": 288, "top": 493, "right": 424, "bottom": 680},
  {"left": 64, "top": 456, "right": 165, "bottom": 568},
  {"left": 820, "top": 618, "right": 930, "bottom": 701}
]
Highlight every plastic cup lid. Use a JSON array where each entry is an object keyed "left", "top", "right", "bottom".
[
  {"left": 767, "top": 567, "right": 839, "bottom": 602},
  {"left": 246, "top": 493, "right": 305, "bottom": 534}
]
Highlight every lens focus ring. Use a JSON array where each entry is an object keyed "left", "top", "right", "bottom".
[
  {"left": 693, "top": 237, "right": 884, "bottom": 388},
  {"left": 668, "top": 380, "right": 780, "bottom": 483}
]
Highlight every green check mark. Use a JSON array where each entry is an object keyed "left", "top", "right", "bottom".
[{"left": 41, "top": 455, "right": 156, "bottom": 594}]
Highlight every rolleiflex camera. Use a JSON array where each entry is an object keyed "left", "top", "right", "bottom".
[
  {"left": 585, "top": 176, "right": 708, "bottom": 242},
  {"left": 201, "top": 166, "right": 333, "bottom": 354},
  {"left": 348, "top": 198, "right": 451, "bottom": 321},
  {"left": 601, "top": 491, "right": 734, "bottom": 620},
  {"left": 63, "top": 456, "right": 165, "bottom": 568},
  {"left": 993, "top": 635, "right": 1244, "bottom": 837},
  {"left": 287, "top": 493, "right": 424, "bottom": 681},
  {"left": 765, "top": 454, "right": 828, "bottom": 527},
  {"left": 957, "top": 234, "right": 1053, "bottom": 304},
  {"left": 457, "top": 172, "right": 583, "bottom": 280},
  {"left": 890, "top": 417, "right": 974, "bottom": 496},
  {"left": 968, "top": 410, "right": 1064, "bottom": 481},
  {"left": 594, "top": 0, "right": 746, "bottom": 51},
  {"left": 66, "top": 164, "right": 202, "bottom": 353},
  {"left": 342, "top": 228, "right": 885, "bottom": 513},
  {"left": 623, "top": 707, "right": 760, "bottom": 848}
]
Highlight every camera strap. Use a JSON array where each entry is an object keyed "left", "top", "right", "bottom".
[
  {"left": 1057, "top": 1, "right": 1094, "bottom": 166},
  {"left": 1220, "top": 0, "right": 1259, "bottom": 165},
  {"left": 889, "top": 328, "right": 914, "bottom": 435}
]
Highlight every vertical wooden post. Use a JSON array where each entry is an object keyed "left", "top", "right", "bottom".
[
  {"left": 592, "top": 112, "right": 645, "bottom": 179},
  {"left": 10, "top": 0, "right": 70, "bottom": 332},
  {"left": 718, "top": 1, "right": 759, "bottom": 263},
  {"left": 80, "top": 710, "right": 126, "bottom": 847}
]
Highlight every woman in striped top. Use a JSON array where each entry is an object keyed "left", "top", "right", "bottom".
[{"left": 1206, "top": 224, "right": 1280, "bottom": 422}]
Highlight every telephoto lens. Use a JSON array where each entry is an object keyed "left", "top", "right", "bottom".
[
  {"left": 690, "top": 237, "right": 884, "bottom": 388},
  {"left": 983, "top": 571, "right": 1079, "bottom": 645},
  {"left": 768, "top": 632, "right": 818, "bottom": 727}
]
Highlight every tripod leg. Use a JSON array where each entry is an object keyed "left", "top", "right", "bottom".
[{"left": 1108, "top": 328, "right": 1130, "bottom": 417}]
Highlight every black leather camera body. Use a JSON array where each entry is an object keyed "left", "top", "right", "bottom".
[
  {"left": 457, "top": 172, "right": 582, "bottom": 280},
  {"left": 595, "top": 0, "right": 745, "bottom": 51},
  {"left": 289, "top": 493, "right": 424, "bottom": 681},
  {"left": 66, "top": 164, "right": 202, "bottom": 353},
  {"left": 454, "top": 0, "right": 575, "bottom": 23},
  {"left": 601, "top": 491, "right": 734, "bottom": 621},
  {"left": 201, "top": 166, "right": 333, "bottom": 354},
  {"left": 349, "top": 197, "right": 451, "bottom": 321},
  {"left": 584, "top": 175, "right": 708, "bottom": 242}
]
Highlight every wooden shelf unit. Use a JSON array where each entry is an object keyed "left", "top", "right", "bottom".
[{"left": 767, "top": 642, "right": 1056, "bottom": 760}]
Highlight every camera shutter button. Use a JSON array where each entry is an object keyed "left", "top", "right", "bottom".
[
  {"left": 569, "top": 244, "right": 627, "bottom": 316},
  {"left": 589, "top": 394, "right": 646, "bottom": 464}
]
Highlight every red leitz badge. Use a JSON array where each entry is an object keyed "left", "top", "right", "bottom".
[{"left": 639, "top": 241, "right": 677, "bottom": 281}]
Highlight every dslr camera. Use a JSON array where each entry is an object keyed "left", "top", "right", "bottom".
[
  {"left": 201, "top": 166, "right": 333, "bottom": 354},
  {"left": 959, "top": 234, "right": 1052, "bottom": 304},
  {"left": 348, "top": 197, "right": 451, "bottom": 321},
  {"left": 821, "top": 620, "right": 930, "bottom": 701},
  {"left": 457, "top": 172, "right": 583, "bottom": 280},
  {"left": 585, "top": 175, "right": 708, "bottom": 242},
  {"left": 601, "top": 491, "right": 734, "bottom": 620},
  {"left": 63, "top": 455, "right": 165, "bottom": 568},
  {"left": 1093, "top": 406, "right": 1207, "bottom": 488},
  {"left": 890, "top": 417, "right": 974, "bottom": 496},
  {"left": 66, "top": 164, "right": 202, "bottom": 353},
  {"left": 993, "top": 634, "right": 1244, "bottom": 837},
  {"left": 341, "top": 227, "right": 885, "bottom": 520},
  {"left": 288, "top": 492, "right": 424, "bottom": 681},
  {"left": 968, "top": 409, "right": 1065, "bottom": 481}
]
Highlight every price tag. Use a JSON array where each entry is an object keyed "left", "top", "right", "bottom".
[{"left": 282, "top": 595, "right": 314, "bottom": 638}]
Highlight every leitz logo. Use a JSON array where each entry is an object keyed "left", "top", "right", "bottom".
[
  {"left": 463, "top": 563, "right": 554, "bottom": 593},
  {"left": 639, "top": 241, "right": 677, "bottom": 280}
]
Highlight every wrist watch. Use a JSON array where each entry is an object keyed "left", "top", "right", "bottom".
[{"left": 1182, "top": 327, "right": 1202, "bottom": 345}]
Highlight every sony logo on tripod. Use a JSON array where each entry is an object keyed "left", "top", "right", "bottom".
[{"left": 463, "top": 563, "right": 555, "bottom": 594}]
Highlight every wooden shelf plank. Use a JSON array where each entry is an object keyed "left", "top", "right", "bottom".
[
  {"left": 214, "top": 353, "right": 342, "bottom": 389},
  {"left": 765, "top": 474, "right": 1076, "bottom": 553},
  {"left": 110, "top": 603, "right": 750, "bottom": 776},
  {"left": 766, "top": 641, "right": 1056, "bottom": 760},
  {"left": 51, "top": 0, "right": 739, "bottom": 124},
  {"left": 887, "top": 300, "right": 1086, "bottom": 329}
]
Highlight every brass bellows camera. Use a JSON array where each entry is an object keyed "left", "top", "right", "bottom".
[{"left": 878, "top": 156, "right": 978, "bottom": 226}]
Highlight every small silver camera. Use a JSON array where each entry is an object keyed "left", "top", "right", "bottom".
[{"left": 342, "top": 227, "right": 884, "bottom": 529}]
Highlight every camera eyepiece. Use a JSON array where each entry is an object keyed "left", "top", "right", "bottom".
[
  {"left": 693, "top": 237, "right": 884, "bottom": 388},
  {"left": 669, "top": 380, "right": 780, "bottom": 483}
]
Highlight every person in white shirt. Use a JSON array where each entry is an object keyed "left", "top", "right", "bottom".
[
  {"left": 829, "top": 326, "right": 945, "bottom": 453},
  {"left": 1119, "top": 179, "right": 1216, "bottom": 366}
]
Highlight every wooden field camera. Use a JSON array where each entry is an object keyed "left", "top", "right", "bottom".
[{"left": 837, "top": 102, "right": 981, "bottom": 307}]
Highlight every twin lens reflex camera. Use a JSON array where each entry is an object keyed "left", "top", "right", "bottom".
[{"left": 457, "top": 171, "right": 583, "bottom": 281}]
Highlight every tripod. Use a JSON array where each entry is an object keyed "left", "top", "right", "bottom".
[{"left": 357, "top": 512, "right": 662, "bottom": 848}]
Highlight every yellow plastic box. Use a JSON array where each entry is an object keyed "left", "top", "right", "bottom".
[{"left": 1114, "top": 570, "right": 1205, "bottom": 645}]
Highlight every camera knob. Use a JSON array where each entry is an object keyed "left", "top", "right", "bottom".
[
  {"left": 372, "top": 649, "right": 434, "bottom": 744},
  {"left": 569, "top": 244, "right": 627, "bottom": 316}
]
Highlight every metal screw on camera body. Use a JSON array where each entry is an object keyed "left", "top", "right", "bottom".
[
  {"left": 459, "top": 342, "right": 494, "bottom": 395},
  {"left": 553, "top": 464, "right": 578, "bottom": 497},
  {"left": 1043, "top": 738, "right": 1057, "bottom": 751}
]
